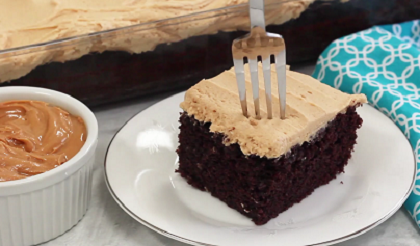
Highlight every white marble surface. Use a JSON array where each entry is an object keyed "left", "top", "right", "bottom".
[{"left": 41, "top": 64, "right": 420, "bottom": 246}]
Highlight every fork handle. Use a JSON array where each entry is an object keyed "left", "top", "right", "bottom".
[{"left": 250, "top": 0, "right": 266, "bottom": 30}]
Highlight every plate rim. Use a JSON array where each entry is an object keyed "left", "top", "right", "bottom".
[{"left": 103, "top": 91, "right": 416, "bottom": 246}]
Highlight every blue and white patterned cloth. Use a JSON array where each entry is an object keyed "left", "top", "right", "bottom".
[{"left": 312, "top": 20, "right": 420, "bottom": 228}]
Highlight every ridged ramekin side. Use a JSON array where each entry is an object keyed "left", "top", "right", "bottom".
[{"left": 0, "top": 156, "right": 94, "bottom": 246}]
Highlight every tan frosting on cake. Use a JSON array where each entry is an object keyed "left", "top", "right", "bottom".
[
  {"left": 180, "top": 66, "right": 367, "bottom": 158},
  {"left": 0, "top": 0, "right": 315, "bottom": 83}
]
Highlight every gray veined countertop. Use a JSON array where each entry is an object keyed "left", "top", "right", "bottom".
[{"left": 41, "top": 63, "right": 420, "bottom": 246}]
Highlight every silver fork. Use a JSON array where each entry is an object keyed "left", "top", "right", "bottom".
[{"left": 232, "top": 0, "right": 286, "bottom": 119}]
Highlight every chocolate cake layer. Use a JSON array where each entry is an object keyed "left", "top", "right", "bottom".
[
  {"left": 176, "top": 106, "right": 363, "bottom": 225},
  {"left": 2, "top": 0, "right": 418, "bottom": 107}
]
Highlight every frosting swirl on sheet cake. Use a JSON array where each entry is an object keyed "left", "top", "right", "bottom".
[
  {"left": 180, "top": 66, "right": 367, "bottom": 158},
  {"left": 0, "top": 0, "right": 315, "bottom": 83}
]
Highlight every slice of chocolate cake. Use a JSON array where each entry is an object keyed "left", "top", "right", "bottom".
[{"left": 176, "top": 65, "right": 367, "bottom": 225}]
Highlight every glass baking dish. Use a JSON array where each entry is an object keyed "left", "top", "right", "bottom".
[{"left": 1, "top": 0, "right": 419, "bottom": 107}]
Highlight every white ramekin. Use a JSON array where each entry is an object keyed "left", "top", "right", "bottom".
[{"left": 0, "top": 87, "right": 98, "bottom": 246}]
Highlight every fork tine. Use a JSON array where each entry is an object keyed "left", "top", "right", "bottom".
[
  {"left": 261, "top": 57, "right": 272, "bottom": 119},
  {"left": 233, "top": 58, "right": 247, "bottom": 117},
  {"left": 275, "top": 50, "right": 286, "bottom": 119},
  {"left": 248, "top": 58, "right": 261, "bottom": 119}
]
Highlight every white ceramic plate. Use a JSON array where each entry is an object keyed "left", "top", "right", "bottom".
[{"left": 104, "top": 92, "right": 415, "bottom": 246}]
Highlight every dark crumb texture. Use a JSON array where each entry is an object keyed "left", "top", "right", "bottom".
[{"left": 176, "top": 107, "right": 363, "bottom": 225}]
